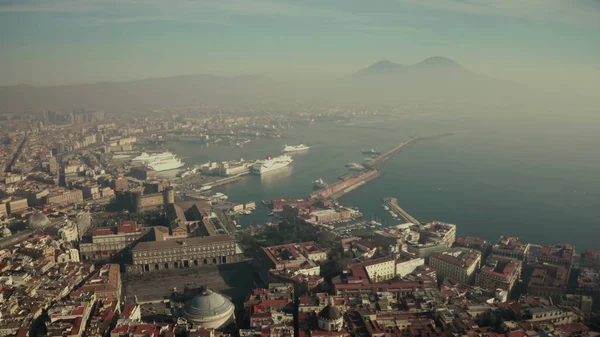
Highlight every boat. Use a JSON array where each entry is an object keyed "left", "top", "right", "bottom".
[
  {"left": 146, "top": 157, "right": 185, "bottom": 172},
  {"left": 313, "top": 178, "right": 328, "bottom": 189},
  {"left": 362, "top": 149, "right": 381, "bottom": 155},
  {"left": 132, "top": 151, "right": 175, "bottom": 163},
  {"left": 282, "top": 144, "right": 310, "bottom": 153},
  {"left": 346, "top": 162, "right": 365, "bottom": 171},
  {"left": 252, "top": 155, "right": 293, "bottom": 174},
  {"left": 198, "top": 185, "right": 212, "bottom": 192},
  {"left": 209, "top": 193, "right": 228, "bottom": 202},
  {"left": 383, "top": 205, "right": 389, "bottom": 211}
]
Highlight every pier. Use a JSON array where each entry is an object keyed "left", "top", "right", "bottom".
[
  {"left": 368, "top": 136, "right": 418, "bottom": 168},
  {"left": 383, "top": 197, "right": 420, "bottom": 224}
]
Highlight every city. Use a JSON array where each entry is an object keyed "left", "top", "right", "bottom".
[
  {"left": 1, "top": 1, "right": 599, "bottom": 337},
  {"left": 0, "top": 110, "right": 599, "bottom": 337}
]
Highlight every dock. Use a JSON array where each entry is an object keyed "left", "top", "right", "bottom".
[
  {"left": 383, "top": 197, "right": 420, "bottom": 225},
  {"left": 367, "top": 136, "right": 418, "bottom": 169}
]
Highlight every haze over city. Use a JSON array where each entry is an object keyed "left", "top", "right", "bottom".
[
  {"left": 1, "top": 0, "right": 599, "bottom": 97},
  {"left": 2, "top": 1, "right": 600, "bottom": 336}
]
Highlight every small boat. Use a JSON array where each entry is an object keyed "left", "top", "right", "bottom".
[
  {"left": 346, "top": 162, "right": 365, "bottom": 171},
  {"left": 383, "top": 205, "right": 389, "bottom": 211},
  {"left": 313, "top": 178, "right": 328, "bottom": 189}
]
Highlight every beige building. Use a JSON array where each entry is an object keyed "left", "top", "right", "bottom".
[
  {"left": 43, "top": 189, "right": 84, "bottom": 206},
  {"left": 79, "top": 221, "right": 144, "bottom": 262},
  {"left": 476, "top": 255, "right": 522, "bottom": 291},
  {"left": 429, "top": 248, "right": 481, "bottom": 284},
  {"left": 127, "top": 234, "right": 241, "bottom": 273}
]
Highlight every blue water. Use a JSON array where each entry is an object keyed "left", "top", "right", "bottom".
[{"left": 168, "top": 113, "right": 600, "bottom": 251}]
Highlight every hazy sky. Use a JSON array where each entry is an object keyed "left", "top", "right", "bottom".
[{"left": 1, "top": 0, "right": 599, "bottom": 94}]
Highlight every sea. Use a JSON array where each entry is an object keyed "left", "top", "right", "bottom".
[{"left": 167, "top": 113, "right": 600, "bottom": 251}]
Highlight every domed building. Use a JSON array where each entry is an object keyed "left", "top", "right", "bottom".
[
  {"left": 182, "top": 288, "right": 235, "bottom": 329},
  {"left": 27, "top": 211, "right": 51, "bottom": 230},
  {"left": 318, "top": 304, "right": 344, "bottom": 332},
  {"left": 1, "top": 226, "right": 11, "bottom": 238}
]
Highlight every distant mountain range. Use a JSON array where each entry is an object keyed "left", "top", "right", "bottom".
[
  {"left": 354, "top": 56, "right": 464, "bottom": 78},
  {"left": 0, "top": 57, "right": 576, "bottom": 113}
]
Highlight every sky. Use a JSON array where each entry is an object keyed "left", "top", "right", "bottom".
[{"left": 0, "top": 0, "right": 599, "bottom": 94}]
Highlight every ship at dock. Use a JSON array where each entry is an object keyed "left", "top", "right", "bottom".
[
  {"left": 282, "top": 144, "right": 310, "bottom": 153},
  {"left": 132, "top": 151, "right": 175, "bottom": 163},
  {"left": 251, "top": 155, "right": 293, "bottom": 174},
  {"left": 132, "top": 151, "right": 185, "bottom": 172}
]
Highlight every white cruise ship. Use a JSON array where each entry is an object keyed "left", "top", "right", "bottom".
[
  {"left": 282, "top": 144, "right": 309, "bottom": 153},
  {"left": 146, "top": 157, "right": 185, "bottom": 171},
  {"left": 252, "top": 155, "right": 293, "bottom": 174},
  {"left": 132, "top": 151, "right": 175, "bottom": 163}
]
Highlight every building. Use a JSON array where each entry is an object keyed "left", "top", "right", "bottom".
[
  {"left": 370, "top": 222, "right": 456, "bottom": 258},
  {"left": 127, "top": 235, "right": 242, "bottom": 273},
  {"left": 476, "top": 255, "right": 522, "bottom": 292},
  {"left": 492, "top": 236, "right": 530, "bottom": 260},
  {"left": 6, "top": 197, "right": 28, "bottom": 214},
  {"left": 79, "top": 221, "right": 145, "bottom": 262},
  {"left": 80, "top": 264, "right": 122, "bottom": 302},
  {"left": 538, "top": 244, "right": 575, "bottom": 267},
  {"left": 428, "top": 248, "right": 481, "bottom": 284},
  {"left": 243, "top": 283, "right": 294, "bottom": 337},
  {"left": 255, "top": 241, "right": 327, "bottom": 282},
  {"left": 111, "top": 177, "right": 129, "bottom": 192},
  {"left": 129, "top": 166, "right": 157, "bottom": 180},
  {"left": 317, "top": 304, "right": 344, "bottom": 332},
  {"left": 528, "top": 263, "right": 569, "bottom": 298},
  {"left": 182, "top": 288, "right": 235, "bottom": 329},
  {"left": 43, "top": 189, "right": 84, "bottom": 206},
  {"left": 395, "top": 252, "right": 425, "bottom": 277},
  {"left": 115, "top": 188, "right": 175, "bottom": 213},
  {"left": 346, "top": 256, "right": 396, "bottom": 283}
]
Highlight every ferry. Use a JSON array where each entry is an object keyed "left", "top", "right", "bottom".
[
  {"left": 282, "top": 144, "right": 310, "bottom": 153},
  {"left": 132, "top": 151, "right": 175, "bottom": 163},
  {"left": 146, "top": 157, "right": 185, "bottom": 172},
  {"left": 252, "top": 155, "right": 293, "bottom": 174}
]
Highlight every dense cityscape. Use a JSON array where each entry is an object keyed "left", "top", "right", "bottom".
[{"left": 0, "top": 109, "right": 598, "bottom": 337}]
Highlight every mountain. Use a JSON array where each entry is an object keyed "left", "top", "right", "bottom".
[
  {"left": 0, "top": 74, "right": 295, "bottom": 113},
  {"left": 343, "top": 56, "right": 532, "bottom": 105},
  {"left": 354, "top": 56, "right": 464, "bottom": 78}
]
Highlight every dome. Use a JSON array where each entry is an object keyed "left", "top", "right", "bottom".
[
  {"left": 2, "top": 226, "right": 11, "bottom": 237},
  {"left": 318, "top": 304, "right": 342, "bottom": 321},
  {"left": 183, "top": 289, "right": 234, "bottom": 329},
  {"left": 27, "top": 211, "right": 52, "bottom": 230}
]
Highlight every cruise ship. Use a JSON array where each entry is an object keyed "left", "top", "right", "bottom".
[
  {"left": 146, "top": 157, "right": 185, "bottom": 172},
  {"left": 282, "top": 144, "right": 310, "bottom": 153},
  {"left": 132, "top": 151, "right": 175, "bottom": 163},
  {"left": 252, "top": 155, "right": 293, "bottom": 174}
]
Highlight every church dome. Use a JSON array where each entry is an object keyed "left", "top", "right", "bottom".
[
  {"left": 27, "top": 211, "right": 52, "bottom": 229},
  {"left": 2, "top": 226, "right": 11, "bottom": 237},
  {"left": 318, "top": 304, "right": 342, "bottom": 321},
  {"left": 183, "top": 288, "right": 234, "bottom": 329}
]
